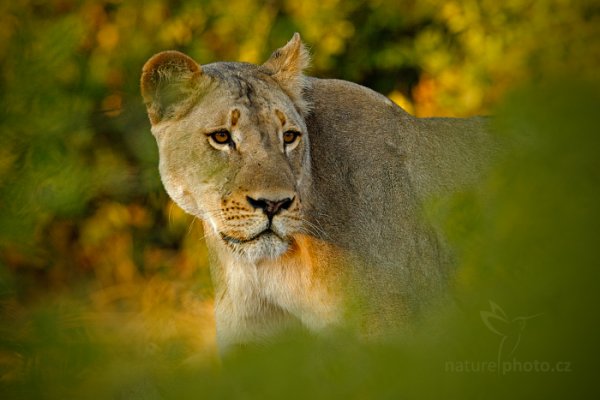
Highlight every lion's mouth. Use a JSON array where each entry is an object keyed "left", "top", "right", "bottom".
[{"left": 220, "top": 228, "right": 284, "bottom": 245}]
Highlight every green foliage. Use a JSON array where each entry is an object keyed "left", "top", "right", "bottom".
[{"left": 0, "top": 0, "right": 598, "bottom": 398}]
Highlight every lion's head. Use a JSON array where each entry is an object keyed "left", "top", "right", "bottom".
[{"left": 141, "top": 34, "right": 313, "bottom": 261}]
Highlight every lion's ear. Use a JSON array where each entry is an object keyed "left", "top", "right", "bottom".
[
  {"left": 262, "top": 33, "right": 311, "bottom": 116},
  {"left": 141, "top": 51, "right": 204, "bottom": 125}
]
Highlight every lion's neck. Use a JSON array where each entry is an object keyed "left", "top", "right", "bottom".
[{"left": 207, "top": 232, "right": 345, "bottom": 349}]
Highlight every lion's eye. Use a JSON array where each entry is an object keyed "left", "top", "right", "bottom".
[
  {"left": 209, "top": 130, "right": 232, "bottom": 146},
  {"left": 283, "top": 130, "right": 301, "bottom": 146}
]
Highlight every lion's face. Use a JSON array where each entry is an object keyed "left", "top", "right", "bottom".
[
  {"left": 151, "top": 64, "right": 311, "bottom": 261},
  {"left": 142, "top": 35, "right": 313, "bottom": 261}
]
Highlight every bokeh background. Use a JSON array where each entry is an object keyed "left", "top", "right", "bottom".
[{"left": 0, "top": 0, "right": 598, "bottom": 398}]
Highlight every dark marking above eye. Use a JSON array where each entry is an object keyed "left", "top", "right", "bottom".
[
  {"left": 275, "top": 109, "right": 287, "bottom": 126},
  {"left": 231, "top": 109, "right": 240, "bottom": 126}
]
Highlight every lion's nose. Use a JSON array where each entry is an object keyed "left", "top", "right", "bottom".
[{"left": 246, "top": 196, "right": 294, "bottom": 219}]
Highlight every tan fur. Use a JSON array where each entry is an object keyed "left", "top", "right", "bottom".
[{"left": 141, "top": 34, "right": 497, "bottom": 352}]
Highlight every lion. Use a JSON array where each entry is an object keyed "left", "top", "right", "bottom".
[{"left": 141, "top": 33, "right": 496, "bottom": 352}]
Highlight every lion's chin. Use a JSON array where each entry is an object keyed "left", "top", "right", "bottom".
[{"left": 221, "top": 230, "right": 290, "bottom": 261}]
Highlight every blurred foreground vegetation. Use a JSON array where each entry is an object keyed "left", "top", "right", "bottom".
[{"left": 0, "top": 0, "right": 599, "bottom": 398}]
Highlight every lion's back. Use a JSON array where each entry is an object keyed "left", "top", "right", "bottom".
[{"left": 303, "top": 77, "right": 495, "bottom": 318}]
